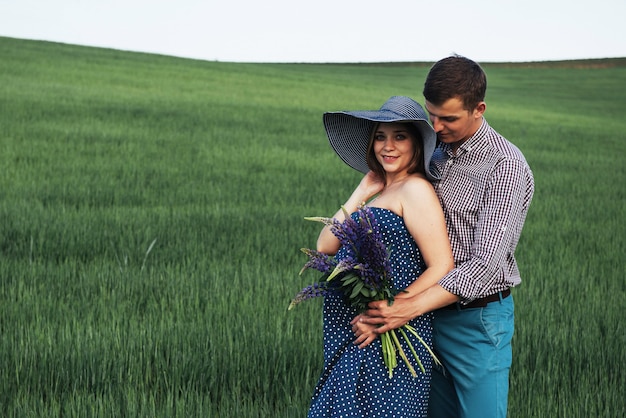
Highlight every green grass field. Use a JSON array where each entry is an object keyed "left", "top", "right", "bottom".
[{"left": 0, "top": 36, "right": 624, "bottom": 417}]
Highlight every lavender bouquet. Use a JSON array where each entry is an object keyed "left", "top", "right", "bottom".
[{"left": 289, "top": 205, "right": 440, "bottom": 378}]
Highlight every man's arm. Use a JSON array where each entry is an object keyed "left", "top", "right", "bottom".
[
  {"left": 360, "top": 284, "right": 459, "bottom": 335},
  {"left": 438, "top": 158, "right": 532, "bottom": 302}
]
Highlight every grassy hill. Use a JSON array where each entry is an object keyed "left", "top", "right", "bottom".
[{"left": 0, "top": 36, "right": 624, "bottom": 417}]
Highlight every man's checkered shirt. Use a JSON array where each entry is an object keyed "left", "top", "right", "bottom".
[{"left": 430, "top": 119, "right": 535, "bottom": 304}]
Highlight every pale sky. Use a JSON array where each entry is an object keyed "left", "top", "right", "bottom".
[{"left": 1, "top": 0, "right": 624, "bottom": 63}]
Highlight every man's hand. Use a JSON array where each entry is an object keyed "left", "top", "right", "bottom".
[
  {"left": 361, "top": 286, "right": 460, "bottom": 334},
  {"left": 360, "top": 297, "right": 418, "bottom": 335}
]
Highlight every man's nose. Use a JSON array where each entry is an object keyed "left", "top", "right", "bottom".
[{"left": 430, "top": 117, "right": 444, "bottom": 132}]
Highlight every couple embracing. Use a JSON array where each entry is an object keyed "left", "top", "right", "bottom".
[{"left": 306, "top": 55, "right": 534, "bottom": 418}]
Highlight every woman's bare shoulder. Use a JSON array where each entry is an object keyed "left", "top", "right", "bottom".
[
  {"left": 402, "top": 174, "right": 435, "bottom": 192},
  {"left": 399, "top": 175, "right": 440, "bottom": 212}
]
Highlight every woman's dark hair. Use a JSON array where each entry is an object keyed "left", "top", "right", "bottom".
[
  {"left": 366, "top": 122, "right": 424, "bottom": 184},
  {"left": 423, "top": 54, "right": 487, "bottom": 111}
]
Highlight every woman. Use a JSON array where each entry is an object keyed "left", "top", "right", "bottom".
[{"left": 308, "top": 96, "right": 454, "bottom": 417}]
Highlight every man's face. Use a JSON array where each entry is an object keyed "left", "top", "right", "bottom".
[{"left": 425, "top": 97, "right": 485, "bottom": 151}]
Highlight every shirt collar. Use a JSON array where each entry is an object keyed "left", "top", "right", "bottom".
[{"left": 444, "top": 118, "right": 489, "bottom": 157}]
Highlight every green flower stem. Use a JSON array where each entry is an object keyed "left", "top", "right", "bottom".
[
  {"left": 380, "top": 332, "right": 396, "bottom": 378},
  {"left": 404, "top": 324, "right": 442, "bottom": 367},
  {"left": 399, "top": 326, "right": 425, "bottom": 374},
  {"left": 390, "top": 329, "right": 417, "bottom": 378}
]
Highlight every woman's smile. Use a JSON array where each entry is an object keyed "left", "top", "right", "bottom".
[{"left": 382, "top": 155, "right": 399, "bottom": 163}]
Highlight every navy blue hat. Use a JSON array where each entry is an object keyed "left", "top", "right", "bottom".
[{"left": 322, "top": 96, "right": 438, "bottom": 180}]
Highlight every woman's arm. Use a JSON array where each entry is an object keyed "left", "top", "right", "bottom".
[
  {"left": 400, "top": 178, "right": 454, "bottom": 295},
  {"left": 316, "top": 171, "right": 384, "bottom": 254}
]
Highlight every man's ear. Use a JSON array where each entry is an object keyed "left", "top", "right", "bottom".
[{"left": 473, "top": 101, "right": 486, "bottom": 119}]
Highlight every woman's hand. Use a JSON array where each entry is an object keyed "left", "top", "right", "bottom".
[
  {"left": 356, "top": 171, "right": 384, "bottom": 202},
  {"left": 350, "top": 314, "right": 379, "bottom": 349},
  {"left": 316, "top": 171, "right": 384, "bottom": 255}
]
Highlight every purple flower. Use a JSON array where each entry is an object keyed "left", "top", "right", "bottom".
[
  {"left": 330, "top": 216, "right": 359, "bottom": 249},
  {"left": 354, "top": 263, "right": 382, "bottom": 290},
  {"left": 288, "top": 282, "right": 330, "bottom": 310},
  {"left": 299, "top": 248, "right": 336, "bottom": 274},
  {"left": 294, "top": 206, "right": 395, "bottom": 308},
  {"left": 326, "top": 257, "right": 359, "bottom": 281}
]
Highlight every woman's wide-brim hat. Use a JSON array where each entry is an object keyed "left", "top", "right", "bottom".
[{"left": 323, "top": 96, "right": 439, "bottom": 180}]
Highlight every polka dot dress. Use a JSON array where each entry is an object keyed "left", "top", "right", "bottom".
[{"left": 308, "top": 207, "right": 434, "bottom": 417}]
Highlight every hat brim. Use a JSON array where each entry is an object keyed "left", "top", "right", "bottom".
[{"left": 323, "top": 106, "right": 439, "bottom": 180}]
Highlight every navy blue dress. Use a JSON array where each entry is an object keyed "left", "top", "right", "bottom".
[{"left": 308, "top": 207, "right": 433, "bottom": 417}]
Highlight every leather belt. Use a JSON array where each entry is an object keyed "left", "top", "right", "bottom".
[{"left": 444, "top": 288, "right": 511, "bottom": 310}]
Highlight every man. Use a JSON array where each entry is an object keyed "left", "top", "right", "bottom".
[{"left": 361, "top": 55, "right": 535, "bottom": 417}]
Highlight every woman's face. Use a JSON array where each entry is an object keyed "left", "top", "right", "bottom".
[{"left": 372, "top": 122, "right": 416, "bottom": 177}]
